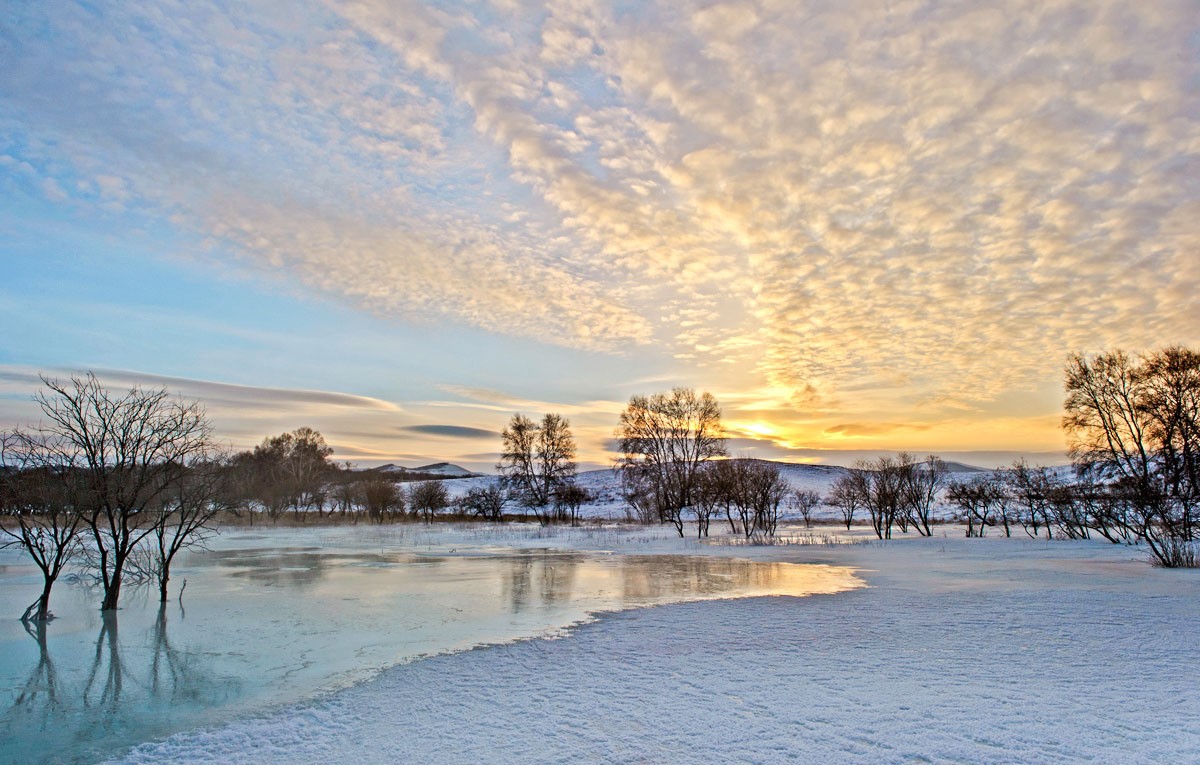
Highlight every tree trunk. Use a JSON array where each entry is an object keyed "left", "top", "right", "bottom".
[
  {"left": 22, "top": 578, "right": 55, "bottom": 622},
  {"left": 101, "top": 558, "right": 124, "bottom": 611},
  {"left": 37, "top": 579, "right": 53, "bottom": 621}
]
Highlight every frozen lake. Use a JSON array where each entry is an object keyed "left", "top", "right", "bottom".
[{"left": 0, "top": 525, "right": 863, "bottom": 764}]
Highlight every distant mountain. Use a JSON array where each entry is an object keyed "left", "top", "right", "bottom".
[
  {"left": 940, "top": 461, "right": 989, "bottom": 474},
  {"left": 367, "top": 463, "right": 482, "bottom": 478},
  {"left": 412, "top": 462, "right": 481, "bottom": 477}
]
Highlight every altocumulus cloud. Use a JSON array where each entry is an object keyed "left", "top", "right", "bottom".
[{"left": 2, "top": 0, "right": 1197, "bottom": 416}]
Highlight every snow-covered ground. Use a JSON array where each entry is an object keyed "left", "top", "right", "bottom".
[{"left": 108, "top": 524, "right": 1199, "bottom": 765}]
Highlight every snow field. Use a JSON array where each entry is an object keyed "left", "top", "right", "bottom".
[{"left": 110, "top": 529, "right": 1199, "bottom": 764}]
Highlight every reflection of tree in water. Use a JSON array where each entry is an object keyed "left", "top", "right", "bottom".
[
  {"left": 496, "top": 554, "right": 803, "bottom": 612},
  {"left": 501, "top": 553, "right": 581, "bottom": 613},
  {"left": 1, "top": 604, "right": 242, "bottom": 765},
  {"left": 149, "top": 602, "right": 234, "bottom": 706},
  {"left": 204, "top": 547, "right": 432, "bottom": 588},
  {"left": 223, "top": 550, "right": 333, "bottom": 588},
  {"left": 82, "top": 611, "right": 126, "bottom": 711},
  {"left": 617, "top": 556, "right": 779, "bottom": 603},
  {"left": 11, "top": 619, "right": 61, "bottom": 719}
]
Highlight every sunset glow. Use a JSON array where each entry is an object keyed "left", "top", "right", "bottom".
[{"left": 2, "top": 1, "right": 1197, "bottom": 470}]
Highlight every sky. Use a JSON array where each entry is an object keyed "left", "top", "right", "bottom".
[{"left": 1, "top": 0, "right": 1197, "bottom": 472}]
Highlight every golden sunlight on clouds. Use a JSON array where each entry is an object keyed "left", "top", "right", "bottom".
[{"left": 3, "top": 0, "right": 1197, "bottom": 463}]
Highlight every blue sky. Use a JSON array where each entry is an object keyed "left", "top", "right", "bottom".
[{"left": 2, "top": 0, "right": 1198, "bottom": 470}]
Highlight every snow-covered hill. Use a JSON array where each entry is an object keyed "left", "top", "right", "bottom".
[{"left": 371, "top": 462, "right": 482, "bottom": 478}]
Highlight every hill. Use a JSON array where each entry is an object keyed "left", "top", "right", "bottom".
[{"left": 364, "top": 462, "right": 482, "bottom": 479}]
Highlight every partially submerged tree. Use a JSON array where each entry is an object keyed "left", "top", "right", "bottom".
[
  {"left": 497, "top": 414, "right": 577, "bottom": 525},
  {"left": 28, "top": 374, "right": 213, "bottom": 611},
  {"left": 0, "top": 435, "right": 84, "bottom": 622},
  {"left": 149, "top": 451, "right": 230, "bottom": 602},
  {"left": 616, "top": 388, "right": 726, "bottom": 537}
]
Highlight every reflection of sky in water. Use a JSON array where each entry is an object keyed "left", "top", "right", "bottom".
[{"left": 0, "top": 531, "right": 862, "bottom": 764}]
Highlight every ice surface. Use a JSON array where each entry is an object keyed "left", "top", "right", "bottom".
[{"left": 0, "top": 524, "right": 858, "bottom": 764}]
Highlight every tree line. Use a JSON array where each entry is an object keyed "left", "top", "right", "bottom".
[
  {"left": 0, "top": 375, "right": 471, "bottom": 623},
  {"left": 3, "top": 343, "right": 1197, "bottom": 624}
]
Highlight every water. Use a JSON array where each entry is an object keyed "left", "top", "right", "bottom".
[{"left": 0, "top": 526, "right": 862, "bottom": 764}]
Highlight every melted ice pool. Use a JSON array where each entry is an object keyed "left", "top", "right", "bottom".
[{"left": 0, "top": 526, "right": 862, "bottom": 764}]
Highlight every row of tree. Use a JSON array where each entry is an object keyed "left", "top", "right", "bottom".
[
  {"left": 0, "top": 375, "right": 474, "bottom": 623},
  {"left": 826, "top": 454, "right": 948, "bottom": 539},
  {"left": 4, "top": 342, "right": 1196, "bottom": 627}
]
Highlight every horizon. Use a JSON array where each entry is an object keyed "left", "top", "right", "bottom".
[{"left": 3, "top": 1, "right": 1196, "bottom": 472}]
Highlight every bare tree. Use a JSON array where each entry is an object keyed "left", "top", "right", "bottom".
[
  {"left": 616, "top": 388, "right": 726, "bottom": 537},
  {"left": 27, "top": 374, "right": 213, "bottom": 611},
  {"left": 620, "top": 466, "right": 665, "bottom": 526},
  {"left": 0, "top": 435, "right": 84, "bottom": 622},
  {"left": 1006, "top": 461, "right": 1058, "bottom": 539},
  {"left": 792, "top": 489, "right": 822, "bottom": 528},
  {"left": 856, "top": 455, "right": 907, "bottom": 540},
  {"left": 946, "top": 476, "right": 1007, "bottom": 537},
  {"left": 358, "top": 477, "right": 403, "bottom": 522},
  {"left": 703, "top": 460, "right": 742, "bottom": 534},
  {"left": 497, "top": 414, "right": 576, "bottom": 525},
  {"left": 692, "top": 466, "right": 722, "bottom": 538},
  {"left": 246, "top": 428, "right": 335, "bottom": 521},
  {"left": 1065, "top": 347, "right": 1200, "bottom": 566},
  {"left": 408, "top": 480, "right": 449, "bottom": 523},
  {"left": 149, "top": 452, "right": 230, "bottom": 602},
  {"left": 738, "top": 461, "right": 790, "bottom": 538},
  {"left": 457, "top": 484, "right": 506, "bottom": 521},
  {"left": 828, "top": 469, "right": 868, "bottom": 531},
  {"left": 901, "top": 455, "right": 947, "bottom": 536},
  {"left": 552, "top": 483, "right": 590, "bottom": 526},
  {"left": 1068, "top": 467, "right": 1134, "bottom": 544}
]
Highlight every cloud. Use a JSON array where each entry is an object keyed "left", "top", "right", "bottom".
[
  {"left": 399, "top": 424, "right": 497, "bottom": 439},
  {"left": 2, "top": 0, "right": 1197, "bottom": 438},
  {"left": 721, "top": 435, "right": 1067, "bottom": 470},
  {"left": 0, "top": 364, "right": 406, "bottom": 456},
  {"left": 433, "top": 384, "right": 625, "bottom": 418},
  {"left": 823, "top": 423, "right": 932, "bottom": 438}
]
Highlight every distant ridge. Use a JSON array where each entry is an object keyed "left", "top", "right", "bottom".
[
  {"left": 366, "top": 462, "right": 482, "bottom": 478},
  {"left": 939, "top": 461, "right": 989, "bottom": 474}
]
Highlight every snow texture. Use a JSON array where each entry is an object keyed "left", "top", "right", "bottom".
[{"left": 110, "top": 531, "right": 1200, "bottom": 765}]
